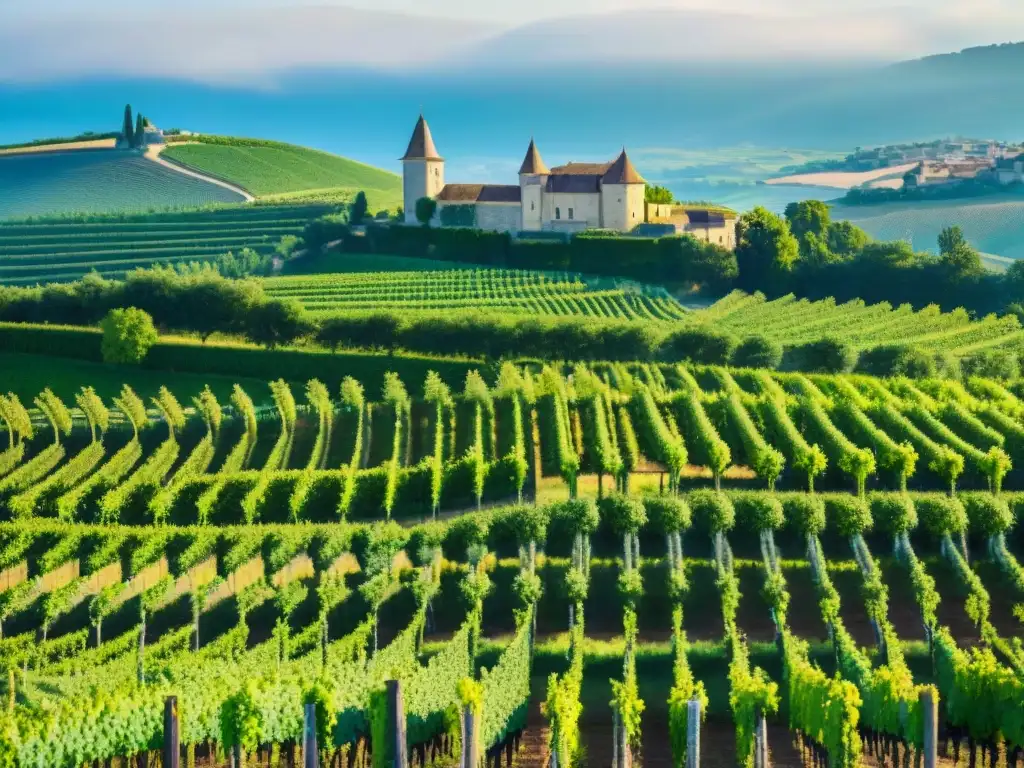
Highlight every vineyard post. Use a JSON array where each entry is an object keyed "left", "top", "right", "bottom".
[
  {"left": 686, "top": 698, "right": 701, "bottom": 768},
  {"left": 611, "top": 707, "right": 619, "bottom": 768},
  {"left": 753, "top": 707, "right": 768, "bottom": 768},
  {"left": 461, "top": 702, "right": 480, "bottom": 768},
  {"left": 387, "top": 679, "right": 409, "bottom": 768},
  {"left": 303, "top": 702, "right": 318, "bottom": 768},
  {"left": 164, "top": 696, "right": 180, "bottom": 768},
  {"left": 920, "top": 689, "right": 938, "bottom": 768}
]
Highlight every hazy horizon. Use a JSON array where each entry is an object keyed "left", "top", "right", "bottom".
[{"left": 1, "top": 0, "right": 1023, "bottom": 83}]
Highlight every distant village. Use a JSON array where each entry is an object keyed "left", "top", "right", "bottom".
[{"left": 897, "top": 139, "right": 1024, "bottom": 189}]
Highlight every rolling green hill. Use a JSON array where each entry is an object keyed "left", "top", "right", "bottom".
[
  {"left": 0, "top": 151, "right": 245, "bottom": 220},
  {"left": 162, "top": 136, "right": 403, "bottom": 212},
  {"left": 0, "top": 204, "right": 337, "bottom": 285}
]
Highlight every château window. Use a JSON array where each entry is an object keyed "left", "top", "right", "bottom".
[
  {"left": 568, "top": 208, "right": 574, "bottom": 220},
  {"left": 531, "top": 202, "right": 535, "bottom": 211},
  {"left": 556, "top": 207, "right": 561, "bottom": 220}
]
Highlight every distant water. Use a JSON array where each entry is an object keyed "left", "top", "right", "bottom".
[{"left": 665, "top": 181, "right": 839, "bottom": 213}]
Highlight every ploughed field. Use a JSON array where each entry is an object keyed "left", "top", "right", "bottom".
[
  {"left": 0, "top": 204, "right": 335, "bottom": 286},
  {"left": 2, "top": 360, "right": 1024, "bottom": 766}
]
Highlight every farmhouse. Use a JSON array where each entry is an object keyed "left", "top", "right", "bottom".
[{"left": 401, "top": 114, "right": 735, "bottom": 246}]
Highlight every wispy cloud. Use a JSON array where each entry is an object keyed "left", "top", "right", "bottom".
[{"left": 1, "top": 0, "right": 1022, "bottom": 83}]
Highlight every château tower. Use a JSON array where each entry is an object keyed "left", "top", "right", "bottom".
[
  {"left": 401, "top": 115, "right": 445, "bottom": 224},
  {"left": 518, "top": 138, "right": 549, "bottom": 231},
  {"left": 600, "top": 149, "right": 646, "bottom": 231}
]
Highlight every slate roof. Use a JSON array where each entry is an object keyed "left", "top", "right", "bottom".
[
  {"left": 436, "top": 184, "right": 522, "bottom": 203},
  {"left": 546, "top": 174, "right": 603, "bottom": 194},
  {"left": 401, "top": 115, "right": 442, "bottom": 161}
]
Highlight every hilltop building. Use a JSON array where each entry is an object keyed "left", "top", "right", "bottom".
[{"left": 401, "top": 115, "right": 735, "bottom": 247}]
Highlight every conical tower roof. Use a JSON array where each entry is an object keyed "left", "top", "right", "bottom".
[
  {"left": 602, "top": 149, "right": 645, "bottom": 184},
  {"left": 518, "top": 138, "right": 550, "bottom": 175},
  {"left": 401, "top": 115, "right": 442, "bottom": 161}
]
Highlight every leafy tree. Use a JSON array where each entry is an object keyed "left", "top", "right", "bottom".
[
  {"left": 121, "top": 104, "right": 134, "bottom": 146},
  {"left": 784, "top": 200, "right": 830, "bottom": 241},
  {"left": 826, "top": 220, "right": 869, "bottom": 257},
  {"left": 938, "top": 226, "right": 983, "bottom": 279},
  {"left": 659, "top": 327, "right": 738, "bottom": 365},
  {"left": 678, "top": 237, "right": 738, "bottom": 291},
  {"left": 961, "top": 349, "right": 1019, "bottom": 380},
  {"left": 415, "top": 196, "right": 437, "bottom": 227},
  {"left": 787, "top": 336, "right": 857, "bottom": 373},
  {"left": 244, "top": 299, "right": 312, "bottom": 349},
  {"left": 275, "top": 236, "right": 300, "bottom": 260},
  {"left": 731, "top": 336, "right": 782, "bottom": 369},
  {"left": 100, "top": 306, "right": 158, "bottom": 364},
  {"left": 856, "top": 345, "right": 935, "bottom": 378},
  {"left": 645, "top": 184, "right": 675, "bottom": 204},
  {"left": 349, "top": 191, "right": 369, "bottom": 223},
  {"left": 735, "top": 207, "right": 800, "bottom": 293},
  {"left": 799, "top": 231, "right": 835, "bottom": 266},
  {"left": 1003, "top": 261, "right": 1024, "bottom": 302}
]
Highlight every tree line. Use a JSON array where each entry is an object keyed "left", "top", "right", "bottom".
[
  {"left": 736, "top": 201, "right": 1024, "bottom": 320},
  {"left": 2, "top": 265, "right": 1019, "bottom": 380}
]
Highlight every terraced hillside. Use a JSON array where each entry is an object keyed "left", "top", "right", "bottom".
[
  {"left": 162, "top": 136, "right": 402, "bottom": 211},
  {"left": 0, "top": 150, "right": 245, "bottom": 219},
  {"left": 1, "top": 361, "right": 1023, "bottom": 768},
  {"left": 696, "top": 290, "right": 1024, "bottom": 354},
  {"left": 262, "top": 269, "right": 690, "bottom": 320},
  {"left": 0, "top": 204, "right": 338, "bottom": 285}
]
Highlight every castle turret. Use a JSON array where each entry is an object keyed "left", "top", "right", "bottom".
[
  {"left": 600, "top": 149, "right": 645, "bottom": 231},
  {"left": 401, "top": 115, "right": 445, "bottom": 224},
  {"left": 518, "top": 138, "right": 549, "bottom": 231}
]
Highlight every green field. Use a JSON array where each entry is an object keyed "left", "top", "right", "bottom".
[
  {"left": 163, "top": 137, "right": 402, "bottom": 211},
  {"left": 0, "top": 150, "right": 245, "bottom": 220},
  {"left": 0, "top": 203, "right": 337, "bottom": 285},
  {"left": 694, "top": 290, "right": 1024, "bottom": 355},
  {"left": 263, "top": 268, "right": 689, "bottom": 320}
]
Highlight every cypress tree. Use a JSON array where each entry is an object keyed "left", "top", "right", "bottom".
[
  {"left": 122, "top": 104, "right": 134, "bottom": 146},
  {"left": 134, "top": 114, "right": 145, "bottom": 147}
]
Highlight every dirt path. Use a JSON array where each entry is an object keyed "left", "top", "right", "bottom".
[
  {"left": 144, "top": 144, "right": 256, "bottom": 202},
  {"left": 513, "top": 680, "right": 550, "bottom": 768}
]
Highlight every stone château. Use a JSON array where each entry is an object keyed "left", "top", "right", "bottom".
[{"left": 401, "top": 115, "right": 736, "bottom": 247}]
